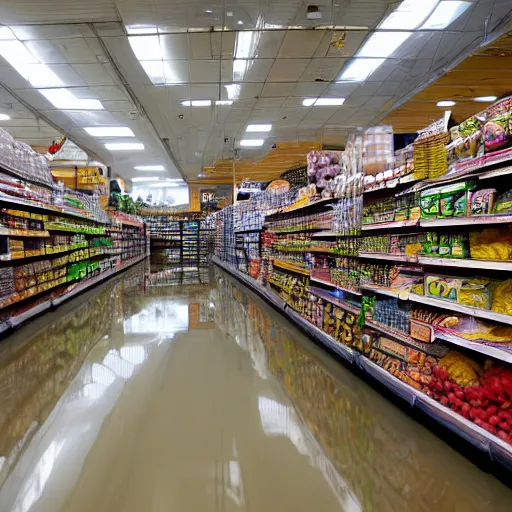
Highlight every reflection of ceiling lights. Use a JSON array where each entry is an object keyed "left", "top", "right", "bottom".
[
  {"left": 128, "top": 35, "right": 161, "bottom": 60},
  {"left": 421, "top": 1, "right": 471, "bottom": 30},
  {"left": 134, "top": 165, "right": 165, "bottom": 171},
  {"left": 126, "top": 25, "right": 158, "bottom": 34},
  {"left": 105, "top": 142, "right": 144, "bottom": 151},
  {"left": 216, "top": 100, "right": 233, "bottom": 105},
  {"left": 224, "top": 84, "right": 241, "bottom": 100},
  {"left": 84, "top": 127, "right": 135, "bottom": 137},
  {"left": 302, "top": 98, "right": 346, "bottom": 106},
  {"left": 357, "top": 31, "right": 412, "bottom": 58},
  {"left": 240, "top": 139, "right": 264, "bottom": 147},
  {"left": 379, "top": 0, "right": 438, "bottom": 29},
  {"left": 437, "top": 100, "right": 456, "bottom": 107},
  {"left": 474, "top": 96, "right": 497, "bottom": 102},
  {"left": 0, "top": 114, "right": 10, "bottom": 120},
  {"left": 181, "top": 100, "right": 212, "bottom": 107},
  {"left": 120, "top": 345, "right": 146, "bottom": 365},
  {"left": 233, "top": 31, "right": 260, "bottom": 81},
  {"left": 246, "top": 124, "right": 272, "bottom": 132},
  {"left": 149, "top": 182, "right": 179, "bottom": 187},
  {"left": 132, "top": 177, "right": 160, "bottom": 182},
  {"left": 39, "top": 89, "right": 104, "bottom": 110},
  {"left": 337, "top": 58, "right": 385, "bottom": 82}
]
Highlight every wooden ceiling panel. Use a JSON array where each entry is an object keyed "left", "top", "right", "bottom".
[{"left": 383, "top": 32, "right": 512, "bottom": 133}]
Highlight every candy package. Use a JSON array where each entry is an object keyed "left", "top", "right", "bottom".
[
  {"left": 483, "top": 113, "right": 512, "bottom": 152},
  {"left": 470, "top": 188, "right": 496, "bottom": 215}
]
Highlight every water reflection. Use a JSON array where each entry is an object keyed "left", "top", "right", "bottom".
[{"left": 0, "top": 263, "right": 510, "bottom": 512}]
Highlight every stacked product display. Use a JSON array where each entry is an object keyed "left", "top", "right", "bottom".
[
  {"left": 209, "top": 96, "right": 512, "bottom": 467},
  {"left": 0, "top": 131, "right": 148, "bottom": 334},
  {"left": 144, "top": 214, "right": 212, "bottom": 267}
]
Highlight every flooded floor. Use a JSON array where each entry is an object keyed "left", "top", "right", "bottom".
[{"left": 0, "top": 262, "right": 511, "bottom": 511}]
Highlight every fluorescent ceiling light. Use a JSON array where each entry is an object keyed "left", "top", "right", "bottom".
[
  {"left": 234, "top": 31, "right": 259, "bottom": 59},
  {"left": 0, "top": 114, "right": 10, "bottom": 120},
  {"left": 105, "top": 143, "right": 144, "bottom": 151},
  {"left": 474, "top": 96, "right": 497, "bottom": 102},
  {"left": 246, "top": 124, "right": 272, "bottom": 132},
  {"left": 84, "top": 127, "right": 135, "bottom": 137},
  {"left": 240, "top": 139, "right": 264, "bottom": 147},
  {"left": 134, "top": 165, "right": 165, "bottom": 171},
  {"left": 303, "top": 98, "right": 317, "bottom": 106},
  {"left": 314, "top": 98, "right": 346, "bottom": 106},
  {"left": 238, "top": 20, "right": 244, "bottom": 25},
  {"left": 39, "top": 88, "right": 103, "bottom": 110},
  {"left": 421, "top": 1, "right": 471, "bottom": 30},
  {"left": 181, "top": 100, "right": 212, "bottom": 107},
  {"left": 338, "top": 58, "right": 385, "bottom": 82},
  {"left": 216, "top": 100, "right": 233, "bottom": 105},
  {"left": 132, "top": 177, "right": 160, "bottom": 182},
  {"left": 126, "top": 25, "right": 158, "bottom": 35},
  {"left": 437, "top": 100, "right": 456, "bottom": 107},
  {"left": 379, "top": 0, "right": 438, "bottom": 30},
  {"left": 0, "top": 39, "right": 62, "bottom": 87},
  {"left": 224, "top": 84, "right": 241, "bottom": 100},
  {"left": 149, "top": 182, "right": 179, "bottom": 187},
  {"left": 128, "top": 35, "right": 162, "bottom": 61},
  {"left": 358, "top": 31, "right": 412, "bottom": 58},
  {"left": 233, "top": 59, "right": 248, "bottom": 81}
]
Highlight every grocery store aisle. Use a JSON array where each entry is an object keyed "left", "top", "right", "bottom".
[{"left": 0, "top": 263, "right": 511, "bottom": 512}]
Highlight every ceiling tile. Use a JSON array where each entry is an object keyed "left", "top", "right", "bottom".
[
  {"left": 188, "top": 33, "right": 221, "bottom": 60},
  {"left": 221, "top": 32, "right": 236, "bottom": 58},
  {"left": 292, "top": 82, "right": 329, "bottom": 97},
  {"left": 301, "top": 107, "right": 340, "bottom": 124},
  {"left": 267, "top": 59, "right": 310, "bottom": 82},
  {"left": 222, "top": 59, "right": 274, "bottom": 83},
  {"left": 315, "top": 31, "right": 368, "bottom": 58},
  {"left": 73, "top": 63, "right": 116, "bottom": 85},
  {"left": 226, "top": 108, "right": 252, "bottom": 124},
  {"left": 189, "top": 60, "right": 221, "bottom": 83},
  {"left": 160, "top": 34, "right": 188, "bottom": 59},
  {"left": 255, "top": 98, "right": 286, "bottom": 109},
  {"left": 221, "top": 83, "right": 263, "bottom": 101},
  {"left": 299, "top": 57, "right": 346, "bottom": 82},
  {"left": 261, "top": 82, "right": 295, "bottom": 98},
  {"left": 323, "top": 82, "right": 359, "bottom": 97},
  {"left": 248, "top": 108, "right": 280, "bottom": 122},
  {"left": 278, "top": 31, "right": 324, "bottom": 58},
  {"left": 275, "top": 107, "right": 309, "bottom": 124},
  {"left": 254, "top": 31, "right": 286, "bottom": 59}
]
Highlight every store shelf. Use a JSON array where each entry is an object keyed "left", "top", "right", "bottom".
[
  {"left": 360, "top": 284, "right": 399, "bottom": 298},
  {"left": 308, "top": 286, "right": 361, "bottom": 315},
  {"left": 420, "top": 214, "right": 512, "bottom": 228},
  {"left": 409, "top": 293, "right": 512, "bottom": 326},
  {"left": 435, "top": 331, "right": 512, "bottom": 364},
  {"left": 365, "top": 319, "right": 446, "bottom": 357},
  {"left": 311, "top": 231, "right": 343, "bottom": 238},
  {"left": 418, "top": 256, "right": 512, "bottom": 271},
  {"left": 310, "top": 276, "right": 362, "bottom": 296},
  {"left": 361, "top": 219, "right": 419, "bottom": 231},
  {"left": 272, "top": 259, "right": 310, "bottom": 276},
  {"left": 234, "top": 228, "right": 264, "bottom": 234},
  {"left": 44, "top": 224, "right": 106, "bottom": 235},
  {"left": 0, "top": 228, "right": 50, "bottom": 237},
  {"left": 267, "top": 197, "right": 337, "bottom": 218},
  {"left": 358, "top": 252, "right": 411, "bottom": 262},
  {"left": 212, "top": 255, "right": 512, "bottom": 466},
  {"left": 364, "top": 175, "right": 418, "bottom": 194},
  {"left": 52, "top": 254, "right": 147, "bottom": 307},
  {"left": 0, "top": 192, "right": 110, "bottom": 224},
  {"left": 10, "top": 300, "right": 52, "bottom": 327}
]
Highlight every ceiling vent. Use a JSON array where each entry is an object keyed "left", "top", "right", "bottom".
[{"left": 306, "top": 6, "right": 322, "bottom": 20}]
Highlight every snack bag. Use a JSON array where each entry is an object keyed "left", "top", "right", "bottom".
[
  {"left": 471, "top": 188, "right": 496, "bottom": 215},
  {"left": 483, "top": 113, "right": 511, "bottom": 152}
]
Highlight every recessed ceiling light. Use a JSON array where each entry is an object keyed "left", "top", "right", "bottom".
[
  {"left": 314, "top": 98, "right": 346, "bottom": 106},
  {"left": 134, "top": 165, "right": 165, "bottom": 171},
  {"left": 181, "top": 100, "right": 212, "bottom": 107},
  {"left": 215, "top": 100, "right": 233, "bottom": 106},
  {"left": 105, "top": 143, "right": 144, "bottom": 151},
  {"left": 126, "top": 25, "right": 158, "bottom": 35},
  {"left": 204, "top": 9, "right": 213, "bottom": 14},
  {"left": 84, "top": 127, "right": 135, "bottom": 137},
  {"left": 357, "top": 31, "right": 412, "bottom": 58},
  {"left": 238, "top": 20, "right": 244, "bottom": 25},
  {"left": 224, "top": 84, "right": 241, "bottom": 100},
  {"left": 246, "top": 124, "right": 272, "bottom": 132},
  {"left": 240, "top": 139, "right": 264, "bottom": 147},
  {"left": 303, "top": 98, "right": 317, "bottom": 106},
  {"left": 474, "top": 96, "right": 497, "bottom": 103},
  {"left": 421, "top": 1, "right": 472, "bottom": 30},
  {"left": 39, "top": 88, "right": 103, "bottom": 110},
  {"left": 437, "top": 100, "right": 456, "bottom": 107},
  {"left": 132, "top": 177, "right": 160, "bottom": 182},
  {"left": 226, "top": 11, "right": 234, "bottom": 17},
  {"left": 0, "top": 114, "right": 10, "bottom": 120},
  {"left": 337, "top": 58, "right": 385, "bottom": 82},
  {"left": 302, "top": 98, "right": 345, "bottom": 106},
  {"left": 379, "top": 0, "right": 438, "bottom": 30}
]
